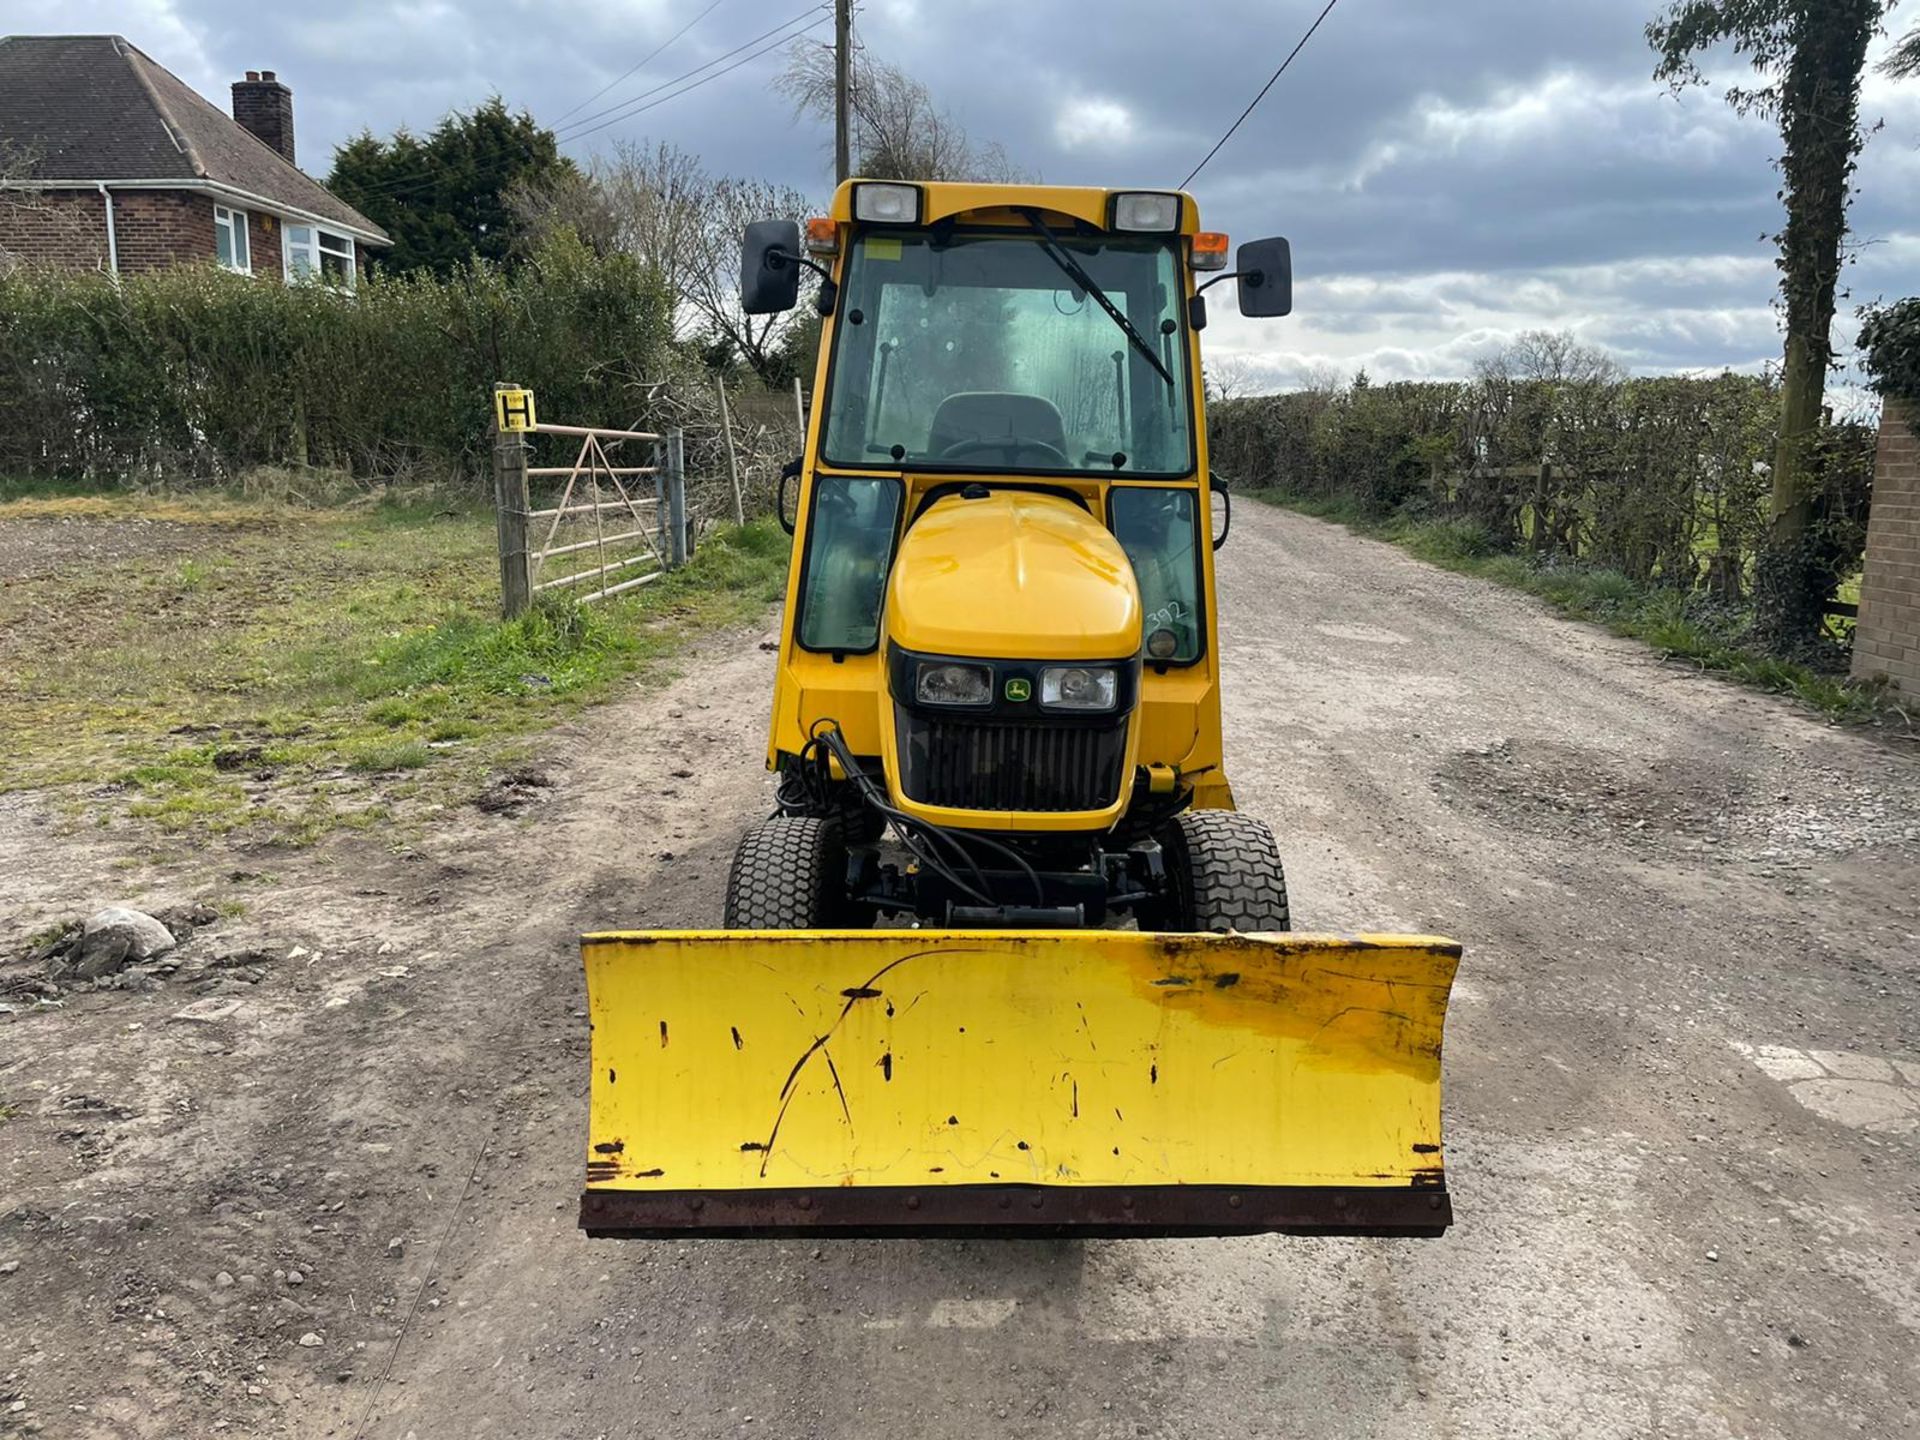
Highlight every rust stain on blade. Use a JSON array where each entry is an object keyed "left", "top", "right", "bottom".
[{"left": 1122, "top": 936, "right": 1456, "bottom": 1080}]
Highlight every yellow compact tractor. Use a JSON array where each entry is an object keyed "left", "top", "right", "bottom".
[{"left": 581, "top": 182, "right": 1461, "bottom": 1238}]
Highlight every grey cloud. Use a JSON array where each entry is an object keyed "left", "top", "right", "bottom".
[{"left": 10, "top": 0, "right": 1917, "bottom": 382}]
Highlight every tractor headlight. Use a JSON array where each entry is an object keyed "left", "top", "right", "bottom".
[
  {"left": 1039, "top": 665, "right": 1119, "bottom": 712},
  {"left": 916, "top": 661, "right": 991, "bottom": 707}
]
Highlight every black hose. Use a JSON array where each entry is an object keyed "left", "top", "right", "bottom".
[
  {"left": 808, "top": 724, "right": 996, "bottom": 908},
  {"left": 813, "top": 723, "right": 1047, "bottom": 908}
]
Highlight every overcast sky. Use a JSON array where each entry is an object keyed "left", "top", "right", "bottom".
[{"left": 14, "top": 0, "right": 1919, "bottom": 391}]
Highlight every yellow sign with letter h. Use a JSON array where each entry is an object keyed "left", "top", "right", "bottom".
[{"left": 494, "top": 387, "right": 537, "bottom": 433}]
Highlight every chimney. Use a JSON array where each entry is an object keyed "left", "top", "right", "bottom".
[{"left": 232, "top": 70, "right": 295, "bottom": 165}]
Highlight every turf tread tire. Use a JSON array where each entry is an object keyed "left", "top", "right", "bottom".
[
  {"left": 1160, "top": 810, "right": 1291, "bottom": 933},
  {"left": 723, "top": 815, "right": 847, "bottom": 929}
]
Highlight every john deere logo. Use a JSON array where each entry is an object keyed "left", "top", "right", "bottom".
[{"left": 1004, "top": 678, "right": 1032, "bottom": 702}]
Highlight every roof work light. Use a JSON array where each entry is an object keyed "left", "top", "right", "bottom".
[
  {"left": 853, "top": 183, "right": 923, "bottom": 224},
  {"left": 1109, "top": 191, "right": 1182, "bottom": 233}
]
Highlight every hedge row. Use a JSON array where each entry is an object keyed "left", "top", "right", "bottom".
[
  {"left": 1208, "top": 373, "right": 1876, "bottom": 599},
  {"left": 0, "top": 233, "right": 674, "bottom": 484}
]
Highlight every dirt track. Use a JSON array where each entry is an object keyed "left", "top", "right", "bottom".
[{"left": 4, "top": 501, "right": 1919, "bottom": 1440}]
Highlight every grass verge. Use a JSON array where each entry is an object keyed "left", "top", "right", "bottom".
[
  {"left": 1246, "top": 488, "right": 1910, "bottom": 728},
  {"left": 0, "top": 484, "right": 789, "bottom": 842}
]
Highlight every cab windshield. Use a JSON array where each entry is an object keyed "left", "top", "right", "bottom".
[{"left": 820, "top": 229, "right": 1195, "bottom": 477}]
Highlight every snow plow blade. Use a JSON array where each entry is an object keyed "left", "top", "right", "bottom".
[{"left": 579, "top": 930, "right": 1460, "bottom": 1239}]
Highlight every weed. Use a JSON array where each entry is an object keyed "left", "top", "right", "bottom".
[
  {"left": 25, "top": 921, "right": 73, "bottom": 951},
  {"left": 346, "top": 739, "right": 432, "bottom": 774}
]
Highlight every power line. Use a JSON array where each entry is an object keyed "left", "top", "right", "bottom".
[
  {"left": 554, "top": 4, "right": 826, "bottom": 140},
  {"left": 1179, "top": 0, "right": 1343, "bottom": 190},
  {"left": 333, "top": 11, "right": 823, "bottom": 213},
  {"left": 551, "top": 0, "right": 729, "bottom": 125},
  {"left": 560, "top": 15, "right": 830, "bottom": 144}
]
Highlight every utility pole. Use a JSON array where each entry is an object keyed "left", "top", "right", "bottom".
[{"left": 833, "top": 0, "right": 851, "bottom": 184}]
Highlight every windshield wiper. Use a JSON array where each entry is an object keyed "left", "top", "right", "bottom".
[{"left": 1016, "top": 208, "right": 1173, "bottom": 389}]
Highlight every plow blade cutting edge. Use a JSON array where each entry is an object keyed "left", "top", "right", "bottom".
[{"left": 580, "top": 929, "right": 1461, "bottom": 1238}]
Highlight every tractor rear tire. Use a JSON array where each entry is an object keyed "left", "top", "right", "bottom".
[
  {"left": 723, "top": 815, "right": 853, "bottom": 929},
  {"left": 1153, "top": 810, "right": 1291, "bottom": 933}
]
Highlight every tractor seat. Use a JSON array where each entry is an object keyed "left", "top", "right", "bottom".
[{"left": 926, "top": 392, "right": 1067, "bottom": 456}]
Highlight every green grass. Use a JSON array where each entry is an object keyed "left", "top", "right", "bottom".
[
  {"left": 0, "top": 486, "right": 790, "bottom": 841},
  {"left": 1247, "top": 487, "right": 1905, "bottom": 727}
]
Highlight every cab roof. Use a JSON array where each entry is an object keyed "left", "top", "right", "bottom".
[{"left": 826, "top": 180, "right": 1204, "bottom": 237}]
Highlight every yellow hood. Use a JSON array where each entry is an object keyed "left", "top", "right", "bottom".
[{"left": 885, "top": 491, "right": 1141, "bottom": 660}]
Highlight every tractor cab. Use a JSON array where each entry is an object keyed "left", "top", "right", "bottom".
[{"left": 741, "top": 181, "right": 1295, "bottom": 924}]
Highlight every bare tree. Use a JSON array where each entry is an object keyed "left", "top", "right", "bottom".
[
  {"left": 1204, "top": 354, "right": 1260, "bottom": 404},
  {"left": 777, "top": 40, "right": 1025, "bottom": 181},
  {"left": 510, "top": 142, "right": 814, "bottom": 381},
  {"left": 683, "top": 175, "right": 819, "bottom": 379},
  {"left": 1487, "top": 330, "right": 1626, "bottom": 386},
  {"left": 1292, "top": 361, "right": 1347, "bottom": 397},
  {"left": 0, "top": 142, "right": 104, "bottom": 274}
]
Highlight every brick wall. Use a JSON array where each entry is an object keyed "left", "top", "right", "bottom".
[
  {"left": 0, "top": 188, "right": 301, "bottom": 280},
  {"left": 0, "top": 188, "right": 110, "bottom": 271},
  {"left": 111, "top": 190, "right": 216, "bottom": 274},
  {"left": 247, "top": 208, "right": 286, "bottom": 281},
  {"left": 1852, "top": 401, "right": 1920, "bottom": 696}
]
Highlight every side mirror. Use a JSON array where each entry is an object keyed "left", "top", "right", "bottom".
[
  {"left": 1235, "top": 236, "right": 1292, "bottom": 318},
  {"left": 1211, "top": 476, "right": 1232, "bottom": 550},
  {"left": 777, "top": 457, "right": 802, "bottom": 535},
  {"left": 742, "top": 220, "right": 802, "bottom": 315}
]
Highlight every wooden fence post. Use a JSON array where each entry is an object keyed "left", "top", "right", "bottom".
[
  {"left": 715, "top": 374, "right": 745, "bottom": 525},
  {"left": 492, "top": 382, "right": 532, "bottom": 618},
  {"left": 793, "top": 377, "right": 806, "bottom": 438},
  {"left": 667, "top": 427, "right": 689, "bottom": 568}
]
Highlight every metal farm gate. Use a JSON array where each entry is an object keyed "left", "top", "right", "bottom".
[{"left": 489, "top": 383, "right": 691, "bottom": 619}]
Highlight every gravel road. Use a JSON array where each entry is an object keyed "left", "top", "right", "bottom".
[{"left": 3, "top": 500, "right": 1918, "bottom": 1440}]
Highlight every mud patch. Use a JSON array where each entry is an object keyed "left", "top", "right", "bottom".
[
  {"left": 1432, "top": 738, "right": 1742, "bottom": 850},
  {"left": 1432, "top": 737, "right": 1920, "bottom": 862}
]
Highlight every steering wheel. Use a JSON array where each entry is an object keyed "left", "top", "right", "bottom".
[{"left": 938, "top": 436, "right": 1071, "bottom": 467}]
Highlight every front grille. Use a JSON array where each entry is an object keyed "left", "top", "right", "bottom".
[{"left": 898, "top": 715, "right": 1128, "bottom": 813}]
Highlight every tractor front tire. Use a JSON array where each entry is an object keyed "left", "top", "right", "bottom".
[
  {"left": 1153, "top": 810, "right": 1291, "bottom": 933},
  {"left": 723, "top": 815, "right": 852, "bottom": 929}
]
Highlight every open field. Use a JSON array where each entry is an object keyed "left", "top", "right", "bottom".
[
  {"left": 0, "top": 488, "right": 788, "bottom": 848},
  {"left": 2, "top": 499, "right": 1917, "bottom": 1439}
]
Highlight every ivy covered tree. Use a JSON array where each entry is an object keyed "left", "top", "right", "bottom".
[
  {"left": 1649, "top": 0, "right": 1894, "bottom": 656},
  {"left": 329, "top": 98, "right": 576, "bottom": 277}
]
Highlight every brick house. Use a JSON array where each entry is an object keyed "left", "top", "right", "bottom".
[
  {"left": 0, "top": 34, "right": 387, "bottom": 282},
  {"left": 1851, "top": 403, "right": 1919, "bottom": 697}
]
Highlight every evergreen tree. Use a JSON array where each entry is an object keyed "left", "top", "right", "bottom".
[{"left": 330, "top": 98, "right": 576, "bottom": 276}]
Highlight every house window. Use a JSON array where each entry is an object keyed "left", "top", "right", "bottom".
[
  {"left": 214, "top": 205, "right": 250, "bottom": 274},
  {"left": 284, "top": 224, "right": 356, "bottom": 289}
]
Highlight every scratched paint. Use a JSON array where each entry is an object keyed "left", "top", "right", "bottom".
[{"left": 579, "top": 930, "right": 1460, "bottom": 1201}]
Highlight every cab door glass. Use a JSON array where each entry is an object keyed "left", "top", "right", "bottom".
[
  {"left": 1111, "top": 488, "right": 1202, "bottom": 661},
  {"left": 798, "top": 476, "right": 903, "bottom": 652}
]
